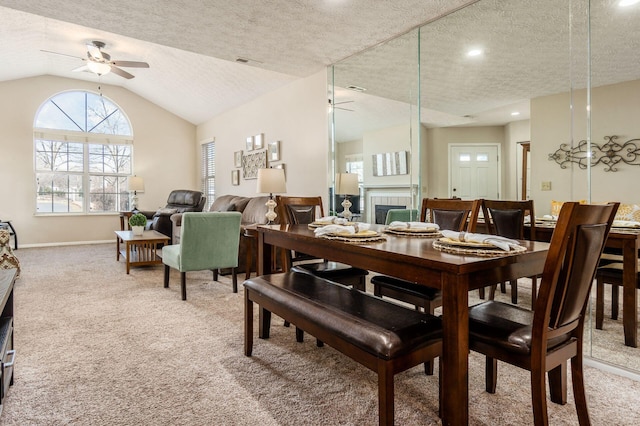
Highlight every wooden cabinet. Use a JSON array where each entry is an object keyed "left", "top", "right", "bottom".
[{"left": 0, "top": 269, "right": 15, "bottom": 414}]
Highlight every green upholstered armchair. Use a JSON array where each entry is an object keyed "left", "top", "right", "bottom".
[
  {"left": 384, "top": 209, "right": 419, "bottom": 224},
  {"left": 162, "top": 211, "right": 242, "bottom": 300}
]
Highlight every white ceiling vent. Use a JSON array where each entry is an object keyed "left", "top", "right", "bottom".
[{"left": 346, "top": 85, "right": 367, "bottom": 92}]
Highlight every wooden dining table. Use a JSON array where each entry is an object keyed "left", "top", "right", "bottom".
[
  {"left": 256, "top": 224, "right": 549, "bottom": 425},
  {"left": 534, "top": 222, "right": 640, "bottom": 347}
]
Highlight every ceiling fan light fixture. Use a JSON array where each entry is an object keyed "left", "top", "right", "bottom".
[{"left": 87, "top": 61, "right": 111, "bottom": 76}]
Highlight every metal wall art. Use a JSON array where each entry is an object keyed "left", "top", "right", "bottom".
[{"left": 548, "top": 135, "right": 640, "bottom": 172}]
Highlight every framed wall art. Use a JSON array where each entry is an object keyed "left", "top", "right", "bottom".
[
  {"left": 234, "top": 151, "right": 243, "bottom": 168},
  {"left": 268, "top": 140, "right": 280, "bottom": 162},
  {"left": 246, "top": 136, "right": 254, "bottom": 151},
  {"left": 254, "top": 133, "right": 264, "bottom": 150},
  {"left": 372, "top": 151, "right": 409, "bottom": 176},
  {"left": 242, "top": 150, "right": 267, "bottom": 179},
  {"left": 273, "top": 163, "right": 286, "bottom": 179},
  {"left": 231, "top": 169, "right": 240, "bottom": 186}
]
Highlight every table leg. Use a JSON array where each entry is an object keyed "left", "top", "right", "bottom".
[
  {"left": 257, "top": 232, "right": 273, "bottom": 276},
  {"left": 622, "top": 239, "right": 638, "bottom": 347},
  {"left": 116, "top": 236, "right": 121, "bottom": 261},
  {"left": 126, "top": 242, "right": 131, "bottom": 274},
  {"left": 440, "top": 273, "right": 469, "bottom": 425}
]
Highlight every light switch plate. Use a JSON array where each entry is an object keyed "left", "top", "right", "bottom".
[{"left": 541, "top": 181, "right": 552, "bottom": 191}]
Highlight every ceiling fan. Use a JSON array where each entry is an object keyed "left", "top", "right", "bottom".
[{"left": 43, "top": 40, "right": 149, "bottom": 79}]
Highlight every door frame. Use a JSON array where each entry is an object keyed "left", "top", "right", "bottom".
[{"left": 448, "top": 143, "right": 502, "bottom": 199}]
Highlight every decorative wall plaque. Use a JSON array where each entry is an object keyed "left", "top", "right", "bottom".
[{"left": 548, "top": 135, "right": 640, "bottom": 172}]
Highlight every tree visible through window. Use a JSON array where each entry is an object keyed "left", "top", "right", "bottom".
[{"left": 34, "top": 91, "right": 134, "bottom": 213}]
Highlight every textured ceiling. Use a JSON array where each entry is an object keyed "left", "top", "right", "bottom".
[
  {"left": 330, "top": 0, "right": 640, "bottom": 141},
  {"left": 2, "top": 0, "right": 638, "bottom": 140},
  {"left": 0, "top": 0, "right": 473, "bottom": 125}
]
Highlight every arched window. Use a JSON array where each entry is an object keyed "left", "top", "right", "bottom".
[{"left": 34, "top": 91, "right": 134, "bottom": 214}]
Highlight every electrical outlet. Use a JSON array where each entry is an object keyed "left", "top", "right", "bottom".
[{"left": 541, "top": 181, "right": 552, "bottom": 191}]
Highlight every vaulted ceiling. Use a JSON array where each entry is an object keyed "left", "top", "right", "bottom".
[{"left": 0, "top": 0, "right": 473, "bottom": 125}]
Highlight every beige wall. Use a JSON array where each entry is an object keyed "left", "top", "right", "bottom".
[
  {"left": 0, "top": 76, "right": 197, "bottom": 246},
  {"left": 336, "top": 139, "right": 363, "bottom": 174},
  {"left": 362, "top": 123, "right": 417, "bottom": 186},
  {"left": 530, "top": 79, "right": 640, "bottom": 214},
  {"left": 425, "top": 126, "right": 506, "bottom": 198},
  {"left": 196, "top": 70, "right": 329, "bottom": 207}
]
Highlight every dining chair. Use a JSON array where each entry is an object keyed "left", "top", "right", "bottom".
[
  {"left": 276, "top": 195, "right": 369, "bottom": 290},
  {"left": 481, "top": 199, "right": 537, "bottom": 306},
  {"left": 371, "top": 198, "right": 481, "bottom": 374},
  {"left": 162, "top": 211, "right": 242, "bottom": 300},
  {"left": 595, "top": 260, "right": 640, "bottom": 336},
  {"left": 468, "top": 201, "right": 618, "bottom": 425}
]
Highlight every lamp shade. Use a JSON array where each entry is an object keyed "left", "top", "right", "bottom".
[
  {"left": 256, "top": 168, "right": 286, "bottom": 194},
  {"left": 335, "top": 173, "right": 359, "bottom": 195},
  {"left": 129, "top": 176, "right": 145, "bottom": 192}
]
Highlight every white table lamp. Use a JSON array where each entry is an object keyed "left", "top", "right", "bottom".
[
  {"left": 256, "top": 168, "right": 287, "bottom": 224},
  {"left": 128, "top": 176, "right": 145, "bottom": 210},
  {"left": 335, "top": 173, "right": 359, "bottom": 220}
]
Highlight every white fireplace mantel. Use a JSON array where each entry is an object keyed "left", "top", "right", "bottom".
[{"left": 363, "top": 184, "right": 418, "bottom": 223}]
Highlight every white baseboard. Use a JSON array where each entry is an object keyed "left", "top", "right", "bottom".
[
  {"left": 18, "top": 240, "right": 113, "bottom": 249},
  {"left": 585, "top": 357, "right": 640, "bottom": 382}
]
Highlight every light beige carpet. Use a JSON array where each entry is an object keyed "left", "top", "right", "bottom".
[{"left": 2, "top": 244, "right": 640, "bottom": 425}]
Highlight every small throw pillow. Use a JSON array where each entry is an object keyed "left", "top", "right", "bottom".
[{"left": 156, "top": 208, "right": 178, "bottom": 215}]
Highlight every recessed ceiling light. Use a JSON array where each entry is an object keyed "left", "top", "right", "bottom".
[
  {"left": 619, "top": 0, "right": 640, "bottom": 7},
  {"left": 511, "top": 111, "right": 520, "bottom": 116},
  {"left": 467, "top": 48, "right": 483, "bottom": 57}
]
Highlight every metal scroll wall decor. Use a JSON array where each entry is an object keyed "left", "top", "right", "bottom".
[{"left": 548, "top": 135, "right": 640, "bottom": 172}]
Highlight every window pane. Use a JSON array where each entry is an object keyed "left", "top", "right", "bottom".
[
  {"left": 36, "top": 173, "right": 83, "bottom": 213},
  {"left": 35, "top": 141, "right": 84, "bottom": 172},
  {"left": 476, "top": 153, "right": 489, "bottom": 162},
  {"left": 89, "top": 175, "right": 121, "bottom": 212},
  {"left": 459, "top": 154, "right": 471, "bottom": 162}
]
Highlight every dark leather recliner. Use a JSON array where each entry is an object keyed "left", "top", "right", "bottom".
[{"left": 139, "top": 190, "right": 206, "bottom": 242}]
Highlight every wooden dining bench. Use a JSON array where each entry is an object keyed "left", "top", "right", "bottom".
[{"left": 243, "top": 270, "right": 442, "bottom": 426}]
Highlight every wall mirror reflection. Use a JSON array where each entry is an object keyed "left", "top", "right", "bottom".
[{"left": 329, "top": 0, "right": 640, "bottom": 373}]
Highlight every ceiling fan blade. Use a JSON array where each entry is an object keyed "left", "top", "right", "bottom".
[
  {"left": 111, "top": 60, "right": 149, "bottom": 68},
  {"left": 41, "top": 49, "right": 83, "bottom": 60},
  {"left": 87, "top": 43, "right": 103, "bottom": 61},
  {"left": 109, "top": 66, "right": 135, "bottom": 79}
]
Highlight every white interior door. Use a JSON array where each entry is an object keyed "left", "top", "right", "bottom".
[{"left": 449, "top": 144, "right": 500, "bottom": 199}]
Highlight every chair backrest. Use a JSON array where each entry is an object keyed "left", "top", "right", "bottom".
[
  {"left": 481, "top": 199, "right": 535, "bottom": 240},
  {"left": 276, "top": 196, "right": 325, "bottom": 225},
  {"left": 420, "top": 198, "right": 481, "bottom": 232},
  {"left": 179, "top": 212, "right": 242, "bottom": 271},
  {"left": 534, "top": 202, "right": 618, "bottom": 339},
  {"left": 166, "top": 190, "right": 206, "bottom": 213},
  {"left": 384, "top": 209, "right": 419, "bottom": 225}
]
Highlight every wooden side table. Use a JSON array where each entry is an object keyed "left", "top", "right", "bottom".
[{"left": 115, "top": 230, "right": 170, "bottom": 274}]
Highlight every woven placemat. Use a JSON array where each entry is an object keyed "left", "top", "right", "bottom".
[
  {"left": 384, "top": 229, "right": 442, "bottom": 238},
  {"left": 317, "top": 234, "right": 387, "bottom": 244},
  {"left": 432, "top": 240, "right": 527, "bottom": 257}
]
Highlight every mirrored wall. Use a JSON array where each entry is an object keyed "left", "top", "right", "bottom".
[{"left": 329, "top": 0, "right": 640, "bottom": 372}]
